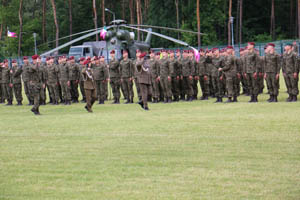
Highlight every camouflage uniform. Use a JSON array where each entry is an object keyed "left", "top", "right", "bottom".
[
  {"left": 222, "top": 54, "right": 238, "bottom": 102},
  {"left": 170, "top": 58, "right": 181, "bottom": 101},
  {"left": 120, "top": 58, "right": 135, "bottom": 103},
  {"left": 28, "top": 63, "right": 43, "bottom": 114},
  {"left": 181, "top": 58, "right": 194, "bottom": 101},
  {"left": 11, "top": 64, "right": 23, "bottom": 105},
  {"left": 245, "top": 50, "right": 260, "bottom": 102},
  {"left": 58, "top": 63, "right": 71, "bottom": 104},
  {"left": 69, "top": 62, "right": 80, "bottom": 102},
  {"left": 149, "top": 58, "right": 160, "bottom": 102},
  {"left": 1, "top": 66, "right": 13, "bottom": 105},
  {"left": 212, "top": 56, "right": 225, "bottom": 100},
  {"left": 159, "top": 58, "right": 172, "bottom": 102},
  {"left": 79, "top": 64, "right": 86, "bottom": 102},
  {"left": 22, "top": 63, "right": 33, "bottom": 105},
  {"left": 93, "top": 62, "right": 109, "bottom": 104},
  {"left": 46, "top": 64, "right": 60, "bottom": 104},
  {"left": 0, "top": 66, "right": 3, "bottom": 103},
  {"left": 109, "top": 58, "right": 121, "bottom": 103},
  {"left": 198, "top": 56, "right": 210, "bottom": 100}
]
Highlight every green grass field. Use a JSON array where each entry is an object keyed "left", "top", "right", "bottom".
[{"left": 1, "top": 81, "right": 300, "bottom": 200}]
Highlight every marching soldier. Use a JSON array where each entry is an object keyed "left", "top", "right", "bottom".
[
  {"left": 29, "top": 55, "right": 43, "bottom": 115},
  {"left": 170, "top": 50, "right": 181, "bottom": 101},
  {"left": 158, "top": 50, "right": 172, "bottom": 103},
  {"left": 244, "top": 42, "right": 260, "bottom": 102},
  {"left": 58, "top": 56, "right": 71, "bottom": 105},
  {"left": 263, "top": 43, "right": 281, "bottom": 102},
  {"left": 136, "top": 52, "right": 151, "bottom": 110},
  {"left": 282, "top": 43, "right": 299, "bottom": 102},
  {"left": 46, "top": 57, "right": 60, "bottom": 105},
  {"left": 198, "top": 49, "right": 210, "bottom": 100},
  {"left": 11, "top": 60, "right": 23, "bottom": 105},
  {"left": 120, "top": 50, "right": 134, "bottom": 104},
  {"left": 108, "top": 50, "right": 121, "bottom": 104},
  {"left": 94, "top": 56, "right": 109, "bottom": 104},
  {"left": 68, "top": 56, "right": 80, "bottom": 103},
  {"left": 82, "top": 59, "right": 97, "bottom": 113},
  {"left": 1, "top": 60, "right": 13, "bottom": 105}
]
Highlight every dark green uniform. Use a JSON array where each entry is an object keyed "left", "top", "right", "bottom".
[
  {"left": 109, "top": 58, "right": 121, "bottom": 103},
  {"left": 240, "top": 55, "right": 249, "bottom": 95},
  {"left": 46, "top": 64, "right": 60, "bottom": 104},
  {"left": 93, "top": 62, "right": 109, "bottom": 104},
  {"left": 159, "top": 58, "right": 172, "bottom": 102},
  {"left": 212, "top": 56, "right": 225, "bottom": 100},
  {"left": 11, "top": 64, "right": 23, "bottom": 105},
  {"left": 120, "top": 58, "right": 134, "bottom": 103},
  {"left": 181, "top": 58, "right": 194, "bottom": 101},
  {"left": 198, "top": 56, "right": 210, "bottom": 100},
  {"left": 264, "top": 52, "right": 281, "bottom": 101},
  {"left": 222, "top": 55, "right": 238, "bottom": 102},
  {"left": 191, "top": 59, "right": 198, "bottom": 99},
  {"left": 282, "top": 51, "right": 299, "bottom": 101},
  {"left": 79, "top": 64, "right": 86, "bottom": 102},
  {"left": 69, "top": 62, "right": 80, "bottom": 102},
  {"left": 245, "top": 50, "right": 260, "bottom": 102},
  {"left": 28, "top": 63, "right": 43, "bottom": 114},
  {"left": 22, "top": 63, "right": 33, "bottom": 105},
  {"left": 133, "top": 59, "right": 142, "bottom": 101},
  {"left": 1, "top": 66, "right": 13, "bottom": 105},
  {"left": 149, "top": 58, "right": 160, "bottom": 102},
  {"left": 170, "top": 58, "right": 181, "bottom": 101},
  {"left": 136, "top": 59, "right": 151, "bottom": 110},
  {"left": 58, "top": 63, "right": 71, "bottom": 104}
]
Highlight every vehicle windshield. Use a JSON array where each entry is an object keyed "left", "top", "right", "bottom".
[{"left": 69, "top": 47, "right": 82, "bottom": 55}]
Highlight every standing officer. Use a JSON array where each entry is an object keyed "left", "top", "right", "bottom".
[
  {"left": 136, "top": 52, "right": 151, "bottom": 110},
  {"left": 58, "top": 56, "right": 71, "bottom": 105},
  {"left": 158, "top": 50, "right": 172, "bottom": 103},
  {"left": 29, "top": 55, "right": 42, "bottom": 115},
  {"left": 169, "top": 50, "right": 181, "bottom": 101},
  {"left": 68, "top": 56, "right": 80, "bottom": 103},
  {"left": 189, "top": 50, "right": 199, "bottom": 100},
  {"left": 22, "top": 56, "right": 33, "bottom": 105},
  {"left": 2, "top": 60, "right": 13, "bottom": 105},
  {"left": 94, "top": 56, "right": 109, "bottom": 104},
  {"left": 109, "top": 50, "right": 121, "bottom": 104},
  {"left": 120, "top": 50, "right": 134, "bottom": 104},
  {"left": 181, "top": 50, "right": 194, "bottom": 101},
  {"left": 282, "top": 43, "right": 299, "bottom": 102},
  {"left": 212, "top": 48, "right": 225, "bottom": 103},
  {"left": 11, "top": 60, "right": 23, "bottom": 105},
  {"left": 46, "top": 57, "right": 60, "bottom": 105},
  {"left": 148, "top": 51, "right": 160, "bottom": 103},
  {"left": 198, "top": 49, "right": 210, "bottom": 100},
  {"left": 263, "top": 43, "right": 281, "bottom": 102},
  {"left": 245, "top": 42, "right": 260, "bottom": 102},
  {"left": 82, "top": 59, "right": 97, "bottom": 113}
]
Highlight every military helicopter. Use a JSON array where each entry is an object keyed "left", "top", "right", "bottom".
[{"left": 41, "top": 19, "right": 204, "bottom": 61}]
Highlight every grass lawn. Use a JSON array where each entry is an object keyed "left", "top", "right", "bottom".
[{"left": 0, "top": 81, "right": 300, "bottom": 200}]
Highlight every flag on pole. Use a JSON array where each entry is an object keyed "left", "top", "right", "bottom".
[{"left": 7, "top": 31, "right": 17, "bottom": 38}]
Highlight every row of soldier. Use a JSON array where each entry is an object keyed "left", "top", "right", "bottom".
[{"left": 0, "top": 41, "right": 299, "bottom": 110}]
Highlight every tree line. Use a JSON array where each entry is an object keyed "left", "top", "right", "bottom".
[{"left": 0, "top": 0, "right": 300, "bottom": 57}]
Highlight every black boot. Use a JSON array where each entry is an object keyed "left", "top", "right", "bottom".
[
  {"left": 138, "top": 100, "right": 144, "bottom": 109},
  {"left": 164, "top": 98, "right": 168, "bottom": 103},
  {"left": 233, "top": 96, "right": 238, "bottom": 102},
  {"left": 17, "top": 101, "right": 22, "bottom": 106},
  {"left": 273, "top": 96, "right": 278, "bottom": 102},
  {"left": 286, "top": 95, "right": 292, "bottom": 102},
  {"left": 267, "top": 95, "right": 273, "bottom": 102},
  {"left": 167, "top": 97, "right": 172, "bottom": 103},
  {"left": 292, "top": 95, "right": 297, "bottom": 102},
  {"left": 116, "top": 98, "right": 120, "bottom": 104},
  {"left": 214, "top": 97, "right": 220, "bottom": 103},
  {"left": 226, "top": 97, "right": 233, "bottom": 103},
  {"left": 253, "top": 95, "right": 258, "bottom": 103},
  {"left": 249, "top": 95, "right": 254, "bottom": 103}
]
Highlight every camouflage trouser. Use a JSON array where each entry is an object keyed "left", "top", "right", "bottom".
[
  {"left": 140, "top": 83, "right": 151, "bottom": 108},
  {"left": 182, "top": 77, "right": 193, "bottom": 97},
  {"left": 211, "top": 76, "right": 218, "bottom": 97},
  {"left": 60, "top": 80, "right": 71, "bottom": 101},
  {"left": 110, "top": 77, "right": 121, "bottom": 99},
  {"left": 160, "top": 76, "right": 172, "bottom": 98},
  {"left": 70, "top": 80, "right": 79, "bottom": 101},
  {"left": 40, "top": 86, "right": 46, "bottom": 103},
  {"left": 104, "top": 81, "right": 108, "bottom": 100},
  {"left": 192, "top": 77, "right": 198, "bottom": 98},
  {"left": 258, "top": 74, "right": 264, "bottom": 93},
  {"left": 151, "top": 77, "right": 160, "bottom": 99},
  {"left": 199, "top": 75, "right": 210, "bottom": 96},
  {"left": 179, "top": 79, "right": 185, "bottom": 98},
  {"left": 241, "top": 76, "right": 249, "bottom": 94},
  {"left": 2, "top": 83, "right": 13, "bottom": 102},
  {"left": 24, "top": 81, "right": 33, "bottom": 102},
  {"left": 120, "top": 80, "right": 126, "bottom": 99},
  {"left": 134, "top": 77, "right": 141, "bottom": 99},
  {"left": 216, "top": 76, "right": 226, "bottom": 98},
  {"left": 226, "top": 76, "right": 239, "bottom": 98},
  {"left": 246, "top": 73, "right": 260, "bottom": 96},
  {"left": 13, "top": 83, "right": 23, "bottom": 102},
  {"left": 266, "top": 73, "right": 279, "bottom": 96},
  {"left": 284, "top": 73, "right": 299, "bottom": 96},
  {"left": 30, "top": 83, "right": 41, "bottom": 111},
  {"left": 79, "top": 81, "right": 86, "bottom": 100},
  {"left": 121, "top": 78, "right": 134, "bottom": 100},
  {"left": 48, "top": 83, "right": 60, "bottom": 102},
  {"left": 95, "top": 80, "right": 107, "bottom": 101},
  {"left": 171, "top": 77, "right": 180, "bottom": 97},
  {"left": 85, "top": 89, "right": 97, "bottom": 110}
]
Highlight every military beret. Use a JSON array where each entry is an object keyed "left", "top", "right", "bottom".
[
  {"left": 46, "top": 57, "right": 51, "bottom": 61},
  {"left": 99, "top": 56, "right": 105, "bottom": 59},
  {"left": 139, "top": 52, "right": 147, "bottom": 59},
  {"left": 23, "top": 56, "right": 28, "bottom": 60},
  {"left": 69, "top": 56, "right": 75, "bottom": 60},
  {"left": 32, "top": 55, "right": 39, "bottom": 60},
  {"left": 110, "top": 50, "right": 115, "bottom": 54},
  {"left": 83, "top": 60, "right": 90, "bottom": 65},
  {"left": 248, "top": 42, "right": 255, "bottom": 46},
  {"left": 3, "top": 59, "right": 8, "bottom": 63},
  {"left": 267, "top": 43, "right": 275, "bottom": 48},
  {"left": 227, "top": 46, "right": 234, "bottom": 49},
  {"left": 176, "top": 49, "right": 181, "bottom": 53},
  {"left": 80, "top": 57, "right": 85, "bottom": 61},
  {"left": 155, "top": 52, "right": 160, "bottom": 56},
  {"left": 149, "top": 50, "right": 154, "bottom": 54},
  {"left": 12, "top": 60, "right": 17, "bottom": 63}
]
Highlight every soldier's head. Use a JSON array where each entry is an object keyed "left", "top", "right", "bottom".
[
  {"left": 176, "top": 49, "right": 181, "bottom": 58},
  {"left": 110, "top": 50, "right": 115, "bottom": 59},
  {"left": 3, "top": 60, "right": 9, "bottom": 67},
  {"left": 247, "top": 42, "right": 255, "bottom": 51},
  {"left": 69, "top": 56, "right": 75, "bottom": 63},
  {"left": 183, "top": 50, "right": 189, "bottom": 59},
  {"left": 155, "top": 52, "right": 160, "bottom": 60},
  {"left": 32, "top": 55, "right": 38, "bottom": 64},
  {"left": 37, "top": 56, "right": 42, "bottom": 63},
  {"left": 267, "top": 43, "right": 275, "bottom": 54},
  {"left": 139, "top": 52, "right": 146, "bottom": 61},
  {"left": 169, "top": 51, "right": 175, "bottom": 59},
  {"left": 213, "top": 48, "right": 219, "bottom": 57},
  {"left": 162, "top": 50, "right": 168, "bottom": 59},
  {"left": 23, "top": 56, "right": 29, "bottom": 64},
  {"left": 149, "top": 50, "right": 155, "bottom": 59},
  {"left": 293, "top": 41, "right": 297, "bottom": 46},
  {"left": 122, "top": 50, "right": 129, "bottom": 59},
  {"left": 226, "top": 46, "right": 233, "bottom": 55},
  {"left": 285, "top": 44, "right": 292, "bottom": 52},
  {"left": 80, "top": 57, "right": 85, "bottom": 65},
  {"left": 11, "top": 60, "right": 17, "bottom": 67},
  {"left": 199, "top": 49, "right": 204, "bottom": 56}
]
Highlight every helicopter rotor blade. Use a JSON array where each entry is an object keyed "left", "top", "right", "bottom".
[
  {"left": 41, "top": 26, "right": 114, "bottom": 56},
  {"left": 127, "top": 24, "right": 206, "bottom": 35},
  {"left": 121, "top": 25, "right": 190, "bottom": 47}
]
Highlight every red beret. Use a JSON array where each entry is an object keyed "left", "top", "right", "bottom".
[
  {"left": 99, "top": 56, "right": 104, "bottom": 59},
  {"left": 3, "top": 59, "right": 8, "bottom": 63},
  {"left": 80, "top": 57, "right": 85, "bottom": 61},
  {"left": 23, "top": 56, "right": 28, "bottom": 60},
  {"left": 83, "top": 60, "right": 90, "bottom": 65},
  {"left": 32, "top": 55, "right": 39, "bottom": 60},
  {"left": 46, "top": 57, "right": 51, "bottom": 61},
  {"left": 248, "top": 42, "right": 255, "bottom": 46},
  {"left": 110, "top": 50, "right": 115, "bottom": 54},
  {"left": 139, "top": 52, "right": 147, "bottom": 59},
  {"left": 149, "top": 50, "right": 154, "bottom": 54},
  {"left": 227, "top": 46, "right": 234, "bottom": 49},
  {"left": 155, "top": 52, "right": 160, "bottom": 56},
  {"left": 176, "top": 49, "right": 181, "bottom": 53},
  {"left": 199, "top": 49, "right": 204, "bottom": 52},
  {"left": 268, "top": 43, "right": 275, "bottom": 47},
  {"left": 69, "top": 56, "right": 74, "bottom": 60},
  {"left": 11, "top": 60, "right": 17, "bottom": 63}
]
